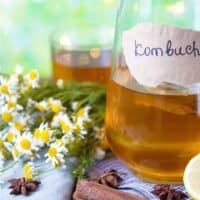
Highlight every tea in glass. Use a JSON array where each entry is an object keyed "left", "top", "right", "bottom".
[
  {"left": 52, "top": 49, "right": 111, "bottom": 84},
  {"left": 51, "top": 27, "right": 113, "bottom": 84}
]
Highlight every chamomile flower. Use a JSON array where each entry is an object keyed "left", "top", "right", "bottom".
[
  {"left": 6, "top": 99, "right": 17, "bottom": 110},
  {"left": 51, "top": 113, "right": 62, "bottom": 128},
  {"left": 33, "top": 123, "right": 53, "bottom": 145},
  {"left": 10, "top": 118, "right": 27, "bottom": 132},
  {"left": 23, "top": 162, "right": 36, "bottom": 180},
  {"left": 56, "top": 79, "right": 64, "bottom": 89},
  {"left": 6, "top": 96, "right": 23, "bottom": 111},
  {"left": 0, "top": 74, "right": 18, "bottom": 99},
  {"left": 4, "top": 128, "right": 19, "bottom": 143},
  {"left": 38, "top": 124, "right": 53, "bottom": 144},
  {"left": 16, "top": 132, "right": 38, "bottom": 157},
  {"left": 9, "top": 112, "right": 30, "bottom": 132},
  {"left": 48, "top": 98, "right": 65, "bottom": 113},
  {"left": 51, "top": 112, "right": 73, "bottom": 137},
  {"left": 0, "top": 67, "right": 105, "bottom": 179},
  {"left": 24, "top": 70, "right": 40, "bottom": 88},
  {"left": 45, "top": 142, "right": 67, "bottom": 168},
  {"left": 73, "top": 121, "right": 87, "bottom": 138},
  {"left": 59, "top": 115, "right": 73, "bottom": 136},
  {"left": 0, "top": 106, "right": 14, "bottom": 123},
  {"left": 33, "top": 128, "right": 43, "bottom": 147},
  {"left": 75, "top": 106, "right": 91, "bottom": 123},
  {"left": 35, "top": 100, "right": 49, "bottom": 112},
  {"left": 0, "top": 77, "right": 10, "bottom": 98}
]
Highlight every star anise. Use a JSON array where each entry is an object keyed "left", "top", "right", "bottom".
[
  {"left": 91, "top": 169, "right": 125, "bottom": 188},
  {"left": 152, "top": 184, "right": 188, "bottom": 200},
  {"left": 8, "top": 177, "right": 41, "bottom": 196}
]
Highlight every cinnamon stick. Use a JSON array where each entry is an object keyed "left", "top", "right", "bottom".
[{"left": 73, "top": 180, "right": 145, "bottom": 200}]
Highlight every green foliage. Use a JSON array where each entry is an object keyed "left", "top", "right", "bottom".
[
  {"left": 0, "top": 0, "right": 117, "bottom": 77},
  {"left": 27, "top": 81, "right": 106, "bottom": 126}
]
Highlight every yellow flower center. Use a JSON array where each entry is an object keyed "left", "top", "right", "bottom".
[
  {"left": 0, "top": 84, "right": 8, "bottom": 94},
  {"left": 51, "top": 104, "right": 61, "bottom": 113},
  {"left": 20, "top": 138, "right": 31, "bottom": 150},
  {"left": 7, "top": 101, "right": 16, "bottom": 109},
  {"left": 0, "top": 139, "right": 4, "bottom": 148},
  {"left": 60, "top": 120, "right": 70, "bottom": 133},
  {"left": 29, "top": 71, "right": 38, "bottom": 80},
  {"left": 36, "top": 103, "right": 45, "bottom": 112},
  {"left": 14, "top": 121, "right": 24, "bottom": 131},
  {"left": 33, "top": 129, "right": 40, "bottom": 139},
  {"left": 77, "top": 108, "right": 85, "bottom": 117},
  {"left": 7, "top": 132, "right": 14, "bottom": 143},
  {"left": 48, "top": 147, "right": 57, "bottom": 157},
  {"left": 40, "top": 129, "right": 49, "bottom": 143},
  {"left": 2, "top": 112, "right": 13, "bottom": 122}
]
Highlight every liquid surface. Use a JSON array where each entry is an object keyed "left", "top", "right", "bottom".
[
  {"left": 52, "top": 51, "right": 110, "bottom": 85},
  {"left": 106, "top": 68, "right": 200, "bottom": 183}
]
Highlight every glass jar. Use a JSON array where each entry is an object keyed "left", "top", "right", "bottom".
[
  {"left": 106, "top": 0, "right": 200, "bottom": 183},
  {"left": 51, "top": 26, "right": 113, "bottom": 85}
]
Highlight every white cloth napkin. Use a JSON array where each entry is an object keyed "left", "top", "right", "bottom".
[{"left": 0, "top": 161, "right": 74, "bottom": 200}]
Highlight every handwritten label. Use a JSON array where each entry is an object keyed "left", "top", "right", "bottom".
[
  {"left": 134, "top": 40, "right": 200, "bottom": 57},
  {"left": 122, "top": 23, "right": 200, "bottom": 87}
]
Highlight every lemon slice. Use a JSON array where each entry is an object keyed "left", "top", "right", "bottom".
[{"left": 184, "top": 154, "right": 200, "bottom": 200}]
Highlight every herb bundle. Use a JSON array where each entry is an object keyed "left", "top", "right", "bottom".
[{"left": 0, "top": 66, "right": 108, "bottom": 183}]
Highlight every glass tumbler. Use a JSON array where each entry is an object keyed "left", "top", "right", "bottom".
[
  {"left": 51, "top": 26, "right": 113, "bottom": 85},
  {"left": 106, "top": 0, "right": 200, "bottom": 183}
]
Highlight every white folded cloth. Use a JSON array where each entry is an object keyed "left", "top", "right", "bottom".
[{"left": 0, "top": 161, "right": 74, "bottom": 200}]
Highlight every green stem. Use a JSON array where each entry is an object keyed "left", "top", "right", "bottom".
[
  {"left": 34, "top": 162, "right": 49, "bottom": 169},
  {"left": 0, "top": 160, "right": 19, "bottom": 173},
  {"left": 34, "top": 167, "right": 56, "bottom": 178}
]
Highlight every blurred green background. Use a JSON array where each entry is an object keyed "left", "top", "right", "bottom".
[{"left": 0, "top": 0, "right": 118, "bottom": 77}]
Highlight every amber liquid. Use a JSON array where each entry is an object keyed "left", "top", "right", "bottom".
[
  {"left": 106, "top": 68, "right": 200, "bottom": 183},
  {"left": 52, "top": 51, "right": 110, "bottom": 85}
]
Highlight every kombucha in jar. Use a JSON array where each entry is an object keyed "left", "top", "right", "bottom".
[{"left": 106, "top": 0, "right": 200, "bottom": 183}]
